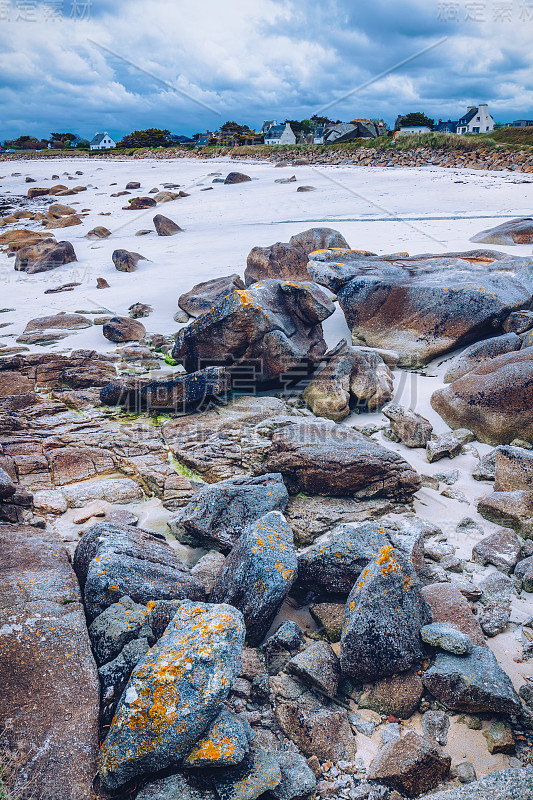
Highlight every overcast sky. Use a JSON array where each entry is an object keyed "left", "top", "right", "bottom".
[{"left": 1, "top": 0, "right": 532, "bottom": 141}]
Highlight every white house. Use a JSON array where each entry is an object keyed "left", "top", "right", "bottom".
[
  {"left": 264, "top": 122, "right": 296, "bottom": 145},
  {"left": 456, "top": 105, "right": 494, "bottom": 135},
  {"left": 397, "top": 125, "right": 432, "bottom": 137},
  {"left": 89, "top": 132, "right": 116, "bottom": 150}
]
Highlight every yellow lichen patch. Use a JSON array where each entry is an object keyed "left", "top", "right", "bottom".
[
  {"left": 235, "top": 289, "right": 254, "bottom": 309},
  {"left": 274, "top": 561, "right": 294, "bottom": 581},
  {"left": 148, "top": 684, "right": 180, "bottom": 728},
  {"left": 376, "top": 544, "right": 401, "bottom": 577},
  {"left": 355, "top": 567, "right": 371, "bottom": 592},
  {"left": 188, "top": 734, "right": 236, "bottom": 762}
]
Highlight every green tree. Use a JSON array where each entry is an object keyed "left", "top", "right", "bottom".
[
  {"left": 117, "top": 128, "right": 173, "bottom": 148},
  {"left": 396, "top": 112, "right": 434, "bottom": 130},
  {"left": 221, "top": 121, "right": 244, "bottom": 132},
  {"left": 299, "top": 119, "right": 314, "bottom": 135},
  {"left": 310, "top": 114, "right": 333, "bottom": 127},
  {"left": 51, "top": 132, "right": 77, "bottom": 142},
  {"left": 12, "top": 135, "right": 36, "bottom": 146}
]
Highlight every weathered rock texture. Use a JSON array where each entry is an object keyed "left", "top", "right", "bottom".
[
  {"left": 162, "top": 396, "right": 420, "bottom": 502},
  {"left": 74, "top": 521, "right": 205, "bottom": 619},
  {"left": 212, "top": 511, "right": 297, "bottom": 645},
  {"left": 168, "top": 473, "right": 289, "bottom": 552},
  {"left": 303, "top": 340, "right": 393, "bottom": 420},
  {"left": 99, "top": 601, "right": 245, "bottom": 789},
  {"left": 443, "top": 333, "right": 522, "bottom": 383},
  {"left": 471, "top": 217, "right": 533, "bottom": 245},
  {"left": 172, "top": 279, "right": 335, "bottom": 381},
  {"left": 367, "top": 731, "right": 451, "bottom": 797},
  {"left": 431, "top": 348, "right": 533, "bottom": 445},
  {"left": 245, "top": 227, "right": 350, "bottom": 284},
  {"left": 178, "top": 274, "right": 246, "bottom": 317},
  {"left": 14, "top": 239, "right": 77, "bottom": 273},
  {"left": 0, "top": 525, "right": 100, "bottom": 800},
  {"left": 308, "top": 249, "right": 533, "bottom": 368},
  {"left": 340, "top": 544, "right": 431, "bottom": 681},
  {"left": 418, "top": 767, "right": 533, "bottom": 799},
  {"left": 423, "top": 646, "right": 521, "bottom": 714},
  {"left": 261, "top": 419, "right": 421, "bottom": 499}
]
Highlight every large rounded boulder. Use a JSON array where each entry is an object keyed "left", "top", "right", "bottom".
[
  {"left": 308, "top": 248, "right": 533, "bottom": 368},
  {"left": 172, "top": 279, "right": 335, "bottom": 382},
  {"left": 431, "top": 348, "right": 533, "bottom": 445},
  {"left": 245, "top": 228, "right": 350, "bottom": 284}
]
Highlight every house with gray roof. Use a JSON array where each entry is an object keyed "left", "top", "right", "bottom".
[
  {"left": 456, "top": 105, "right": 494, "bottom": 135},
  {"left": 89, "top": 132, "right": 116, "bottom": 150},
  {"left": 435, "top": 119, "right": 458, "bottom": 133},
  {"left": 264, "top": 122, "right": 296, "bottom": 145}
]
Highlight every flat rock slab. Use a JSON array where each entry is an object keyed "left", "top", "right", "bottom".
[
  {"left": 101, "top": 367, "right": 230, "bottom": 412},
  {"left": 477, "top": 490, "right": 533, "bottom": 538},
  {"left": 262, "top": 419, "right": 420, "bottom": 499},
  {"left": 431, "top": 349, "right": 533, "bottom": 445},
  {"left": 0, "top": 525, "right": 100, "bottom": 800},
  {"left": 161, "top": 395, "right": 309, "bottom": 483},
  {"left": 422, "top": 646, "right": 522, "bottom": 714},
  {"left": 23, "top": 312, "right": 92, "bottom": 333},
  {"left": 162, "top": 397, "right": 420, "bottom": 500},
  {"left": 168, "top": 473, "right": 289, "bottom": 552},
  {"left": 422, "top": 583, "right": 485, "bottom": 646},
  {"left": 308, "top": 248, "right": 533, "bottom": 368},
  {"left": 418, "top": 766, "right": 533, "bottom": 799}
]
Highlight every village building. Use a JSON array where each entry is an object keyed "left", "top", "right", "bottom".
[
  {"left": 456, "top": 104, "right": 494, "bottom": 134},
  {"left": 264, "top": 122, "right": 296, "bottom": 145},
  {"left": 89, "top": 132, "right": 116, "bottom": 150}
]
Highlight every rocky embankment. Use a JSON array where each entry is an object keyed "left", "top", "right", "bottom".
[
  {"left": 1, "top": 171, "right": 533, "bottom": 800},
  {"left": 2, "top": 142, "right": 533, "bottom": 174},
  {"left": 134, "top": 144, "right": 533, "bottom": 175}
]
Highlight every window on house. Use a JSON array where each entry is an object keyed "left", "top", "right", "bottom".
[{"left": 472, "top": 127, "right": 480, "bottom": 133}]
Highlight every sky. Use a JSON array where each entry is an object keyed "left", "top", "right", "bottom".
[{"left": 1, "top": 0, "right": 532, "bottom": 142}]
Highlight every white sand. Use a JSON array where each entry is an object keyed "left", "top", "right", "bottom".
[{"left": 1, "top": 156, "right": 533, "bottom": 352}]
